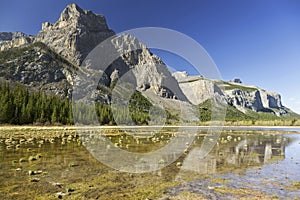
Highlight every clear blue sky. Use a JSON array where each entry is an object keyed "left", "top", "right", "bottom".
[{"left": 1, "top": 0, "right": 300, "bottom": 113}]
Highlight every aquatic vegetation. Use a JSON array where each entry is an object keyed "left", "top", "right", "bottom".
[{"left": 0, "top": 128, "right": 299, "bottom": 199}]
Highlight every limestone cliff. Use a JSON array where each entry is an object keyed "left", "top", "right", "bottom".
[
  {"left": 0, "top": 32, "right": 34, "bottom": 51},
  {"left": 173, "top": 71, "right": 225, "bottom": 105},
  {"left": 0, "top": 32, "right": 26, "bottom": 44},
  {"left": 36, "top": 3, "right": 115, "bottom": 66},
  {"left": 173, "top": 72, "right": 292, "bottom": 117},
  {"left": 0, "top": 4, "right": 189, "bottom": 117},
  {"left": 224, "top": 88, "right": 287, "bottom": 116},
  {"left": 0, "top": 4, "right": 297, "bottom": 119}
]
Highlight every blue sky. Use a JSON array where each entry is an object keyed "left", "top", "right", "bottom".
[{"left": 1, "top": 0, "right": 300, "bottom": 113}]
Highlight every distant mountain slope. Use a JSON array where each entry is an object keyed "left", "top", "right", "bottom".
[
  {"left": 0, "top": 42, "right": 76, "bottom": 97},
  {"left": 0, "top": 32, "right": 26, "bottom": 44},
  {"left": 173, "top": 72, "right": 299, "bottom": 119},
  {"left": 0, "top": 4, "right": 196, "bottom": 124},
  {"left": 0, "top": 3, "right": 298, "bottom": 125}
]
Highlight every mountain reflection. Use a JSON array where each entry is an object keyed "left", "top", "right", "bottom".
[{"left": 181, "top": 132, "right": 287, "bottom": 175}]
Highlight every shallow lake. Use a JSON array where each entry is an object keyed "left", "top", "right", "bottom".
[{"left": 0, "top": 127, "right": 299, "bottom": 199}]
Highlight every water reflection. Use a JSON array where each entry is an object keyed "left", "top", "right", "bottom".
[
  {"left": 181, "top": 133, "right": 287, "bottom": 175},
  {"left": 0, "top": 128, "right": 297, "bottom": 199}
]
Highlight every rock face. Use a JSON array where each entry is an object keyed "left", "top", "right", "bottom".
[
  {"left": 224, "top": 89, "right": 286, "bottom": 116},
  {"left": 225, "top": 89, "right": 264, "bottom": 112},
  {"left": 260, "top": 90, "right": 282, "bottom": 108},
  {"left": 0, "top": 3, "right": 296, "bottom": 119},
  {"left": 0, "top": 32, "right": 34, "bottom": 51},
  {"left": 36, "top": 3, "right": 115, "bottom": 66},
  {"left": 75, "top": 33, "right": 190, "bottom": 116},
  {"left": 0, "top": 4, "right": 184, "bottom": 104},
  {"left": 109, "top": 34, "right": 187, "bottom": 101},
  {"left": 173, "top": 71, "right": 224, "bottom": 105},
  {"left": 0, "top": 43, "right": 74, "bottom": 97},
  {"left": 173, "top": 73, "right": 289, "bottom": 116},
  {"left": 0, "top": 32, "right": 26, "bottom": 43}
]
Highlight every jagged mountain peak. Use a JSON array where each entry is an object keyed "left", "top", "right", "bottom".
[
  {"left": 64, "top": 3, "right": 84, "bottom": 14},
  {"left": 37, "top": 4, "right": 115, "bottom": 65},
  {"left": 0, "top": 4, "right": 297, "bottom": 120},
  {"left": 56, "top": 3, "right": 109, "bottom": 31},
  {"left": 58, "top": 3, "right": 85, "bottom": 22}
]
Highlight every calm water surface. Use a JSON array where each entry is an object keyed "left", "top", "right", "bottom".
[{"left": 0, "top": 127, "right": 299, "bottom": 199}]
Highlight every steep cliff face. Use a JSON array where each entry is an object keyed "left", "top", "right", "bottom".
[
  {"left": 0, "top": 32, "right": 35, "bottom": 51},
  {"left": 173, "top": 71, "right": 225, "bottom": 105},
  {"left": 0, "top": 3, "right": 189, "bottom": 117},
  {"left": 224, "top": 89, "right": 287, "bottom": 116},
  {"left": 35, "top": 4, "right": 183, "bottom": 100},
  {"left": 221, "top": 81, "right": 286, "bottom": 116},
  {"left": 0, "top": 4, "right": 297, "bottom": 119},
  {"left": 173, "top": 73, "right": 292, "bottom": 117},
  {"left": 36, "top": 3, "right": 115, "bottom": 66},
  {"left": 108, "top": 34, "right": 187, "bottom": 101},
  {"left": 225, "top": 89, "right": 264, "bottom": 112},
  {"left": 0, "top": 32, "right": 26, "bottom": 44}
]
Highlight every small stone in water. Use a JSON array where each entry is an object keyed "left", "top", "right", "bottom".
[
  {"left": 208, "top": 186, "right": 215, "bottom": 190},
  {"left": 35, "top": 153, "right": 42, "bottom": 158},
  {"left": 28, "top": 156, "right": 37, "bottom": 161},
  {"left": 159, "top": 159, "right": 165, "bottom": 164},
  {"left": 19, "top": 158, "right": 27, "bottom": 163},
  {"left": 30, "top": 178, "right": 40, "bottom": 182},
  {"left": 28, "top": 170, "right": 43, "bottom": 175},
  {"left": 28, "top": 170, "right": 35, "bottom": 175},
  {"left": 56, "top": 192, "right": 66, "bottom": 199},
  {"left": 51, "top": 182, "right": 63, "bottom": 188},
  {"left": 66, "top": 188, "right": 75, "bottom": 192}
]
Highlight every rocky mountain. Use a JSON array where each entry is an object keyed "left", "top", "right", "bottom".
[
  {"left": 172, "top": 71, "right": 225, "bottom": 105},
  {"left": 0, "top": 4, "right": 193, "bottom": 120},
  {"left": 0, "top": 32, "right": 34, "bottom": 51},
  {"left": 0, "top": 32, "right": 26, "bottom": 44},
  {"left": 0, "top": 3, "right": 298, "bottom": 123},
  {"left": 173, "top": 72, "right": 297, "bottom": 117},
  {"left": 0, "top": 42, "right": 76, "bottom": 97},
  {"left": 36, "top": 3, "right": 115, "bottom": 66}
]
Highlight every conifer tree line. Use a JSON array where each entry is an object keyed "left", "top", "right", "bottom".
[{"left": 0, "top": 82, "right": 152, "bottom": 125}]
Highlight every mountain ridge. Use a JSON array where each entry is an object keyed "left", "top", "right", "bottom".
[
  {"left": 173, "top": 71, "right": 298, "bottom": 117},
  {"left": 0, "top": 3, "right": 298, "bottom": 125}
]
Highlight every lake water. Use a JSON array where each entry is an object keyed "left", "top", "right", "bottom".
[{"left": 0, "top": 127, "right": 299, "bottom": 199}]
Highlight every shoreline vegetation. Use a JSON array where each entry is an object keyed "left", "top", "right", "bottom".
[
  {"left": 1, "top": 125, "right": 300, "bottom": 130},
  {"left": 1, "top": 82, "right": 300, "bottom": 127}
]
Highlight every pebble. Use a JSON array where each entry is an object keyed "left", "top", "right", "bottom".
[
  {"left": 15, "top": 168, "right": 22, "bottom": 171},
  {"left": 28, "top": 170, "right": 43, "bottom": 175},
  {"left": 176, "top": 162, "right": 182, "bottom": 167},
  {"left": 28, "top": 156, "right": 37, "bottom": 161},
  {"left": 66, "top": 188, "right": 75, "bottom": 193},
  {"left": 19, "top": 158, "right": 27, "bottom": 163},
  {"left": 56, "top": 192, "right": 67, "bottom": 199},
  {"left": 52, "top": 182, "right": 63, "bottom": 188},
  {"left": 208, "top": 186, "right": 215, "bottom": 190},
  {"left": 159, "top": 159, "right": 165, "bottom": 164},
  {"left": 30, "top": 178, "right": 40, "bottom": 182}
]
